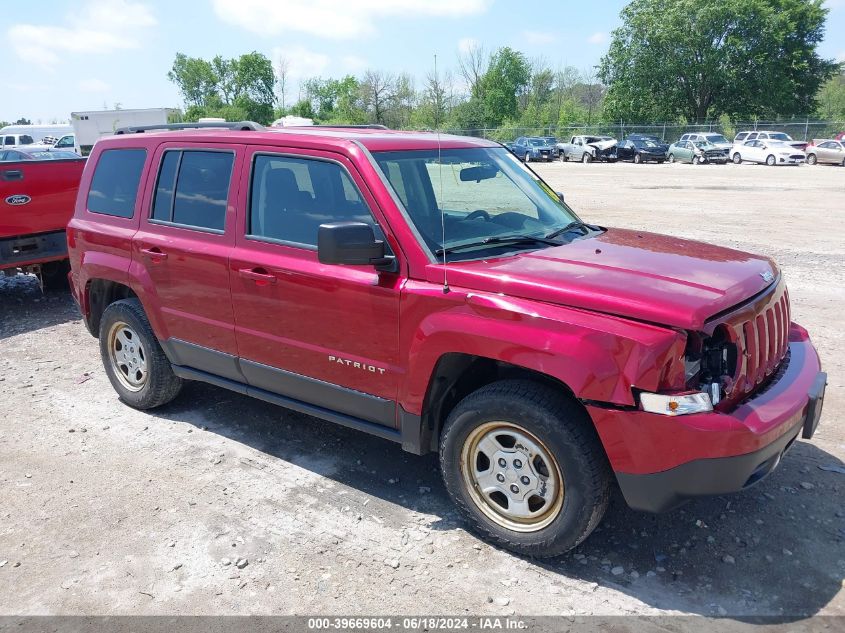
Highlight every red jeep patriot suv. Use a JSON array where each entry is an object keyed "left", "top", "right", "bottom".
[{"left": 67, "top": 122, "right": 826, "bottom": 557}]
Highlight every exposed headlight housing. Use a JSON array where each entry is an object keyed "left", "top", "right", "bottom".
[{"left": 640, "top": 391, "right": 713, "bottom": 416}]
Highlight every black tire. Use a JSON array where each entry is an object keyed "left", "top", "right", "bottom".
[
  {"left": 633, "top": 153, "right": 642, "bottom": 164},
  {"left": 806, "top": 154, "right": 817, "bottom": 165},
  {"left": 524, "top": 152, "right": 531, "bottom": 163},
  {"left": 40, "top": 260, "right": 70, "bottom": 291},
  {"left": 733, "top": 153, "right": 742, "bottom": 164},
  {"left": 668, "top": 153, "right": 675, "bottom": 163},
  {"left": 692, "top": 156, "right": 701, "bottom": 165},
  {"left": 581, "top": 152, "right": 592, "bottom": 164},
  {"left": 766, "top": 154, "right": 776, "bottom": 166},
  {"left": 99, "top": 298, "right": 182, "bottom": 410},
  {"left": 439, "top": 379, "right": 611, "bottom": 558},
  {"left": 559, "top": 153, "right": 567, "bottom": 162}
]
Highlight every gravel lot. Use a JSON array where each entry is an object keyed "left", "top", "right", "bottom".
[{"left": 0, "top": 161, "right": 842, "bottom": 619}]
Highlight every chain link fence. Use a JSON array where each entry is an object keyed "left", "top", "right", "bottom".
[{"left": 447, "top": 120, "right": 845, "bottom": 143}]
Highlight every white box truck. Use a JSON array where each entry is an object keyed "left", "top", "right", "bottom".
[{"left": 70, "top": 108, "right": 177, "bottom": 155}]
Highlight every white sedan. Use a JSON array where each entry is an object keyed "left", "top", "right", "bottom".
[{"left": 730, "top": 139, "right": 806, "bottom": 166}]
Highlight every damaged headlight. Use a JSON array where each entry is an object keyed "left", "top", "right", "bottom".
[{"left": 640, "top": 391, "right": 714, "bottom": 416}]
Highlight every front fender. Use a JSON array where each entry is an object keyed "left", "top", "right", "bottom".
[{"left": 399, "top": 283, "right": 687, "bottom": 415}]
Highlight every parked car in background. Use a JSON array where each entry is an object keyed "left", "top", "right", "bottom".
[
  {"left": 1, "top": 150, "right": 86, "bottom": 287},
  {"left": 668, "top": 140, "right": 729, "bottom": 164},
  {"left": 511, "top": 136, "right": 558, "bottom": 162},
  {"left": 805, "top": 140, "right": 845, "bottom": 166},
  {"left": 558, "top": 135, "right": 618, "bottom": 163},
  {"left": 1, "top": 133, "right": 38, "bottom": 150},
  {"left": 730, "top": 140, "right": 805, "bottom": 166},
  {"left": 48, "top": 134, "right": 77, "bottom": 153},
  {"left": 1, "top": 148, "right": 81, "bottom": 161},
  {"left": 617, "top": 137, "right": 668, "bottom": 163},
  {"left": 733, "top": 131, "right": 807, "bottom": 151},
  {"left": 678, "top": 132, "right": 732, "bottom": 152},
  {"left": 67, "top": 121, "right": 825, "bottom": 557}
]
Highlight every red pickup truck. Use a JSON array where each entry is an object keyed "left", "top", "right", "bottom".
[
  {"left": 1, "top": 157, "right": 85, "bottom": 287},
  {"left": 67, "top": 122, "right": 826, "bottom": 557}
]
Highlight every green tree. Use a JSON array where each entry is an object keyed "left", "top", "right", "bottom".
[
  {"left": 816, "top": 67, "right": 845, "bottom": 119},
  {"left": 479, "top": 47, "right": 531, "bottom": 126},
  {"left": 599, "top": 0, "right": 837, "bottom": 122},
  {"left": 167, "top": 51, "right": 276, "bottom": 124},
  {"left": 14, "top": 117, "right": 32, "bottom": 125}
]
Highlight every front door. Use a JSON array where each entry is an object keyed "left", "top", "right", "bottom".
[
  {"left": 229, "top": 146, "right": 402, "bottom": 427},
  {"left": 133, "top": 143, "right": 244, "bottom": 378}
]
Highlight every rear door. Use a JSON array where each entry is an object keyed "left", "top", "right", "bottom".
[
  {"left": 229, "top": 146, "right": 403, "bottom": 427},
  {"left": 132, "top": 143, "right": 244, "bottom": 377}
]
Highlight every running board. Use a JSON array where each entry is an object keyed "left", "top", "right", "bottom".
[{"left": 170, "top": 365, "right": 403, "bottom": 444}]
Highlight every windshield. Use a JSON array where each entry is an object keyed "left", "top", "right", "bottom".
[
  {"left": 372, "top": 147, "right": 582, "bottom": 261},
  {"left": 768, "top": 132, "right": 791, "bottom": 141},
  {"left": 704, "top": 134, "right": 728, "bottom": 144},
  {"left": 633, "top": 139, "right": 659, "bottom": 148},
  {"left": 528, "top": 139, "right": 545, "bottom": 146}
]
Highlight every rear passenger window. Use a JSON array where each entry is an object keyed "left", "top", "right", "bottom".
[
  {"left": 151, "top": 150, "right": 234, "bottom": 231},
  {"left": 248, "top": 154, "right": 375, "bottom": 247},
  {"left": 87, "top": 149, "right": 147, "bottom": 218}
]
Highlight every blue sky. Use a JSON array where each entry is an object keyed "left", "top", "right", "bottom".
[{"left": 4, "top": 0, "right": 844, "bottom": 123}]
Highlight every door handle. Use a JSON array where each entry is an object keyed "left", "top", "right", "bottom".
[
  {"left": 239, "top": 267, "right": 277, "bottom": 284},
  {"left": 1, "top": 170, "right": 23, "bottom": 181},
  {"left": 140, "top": 247, "right": 168, "bottom": 261}
]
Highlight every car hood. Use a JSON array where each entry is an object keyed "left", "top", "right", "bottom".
[{"left": 427, "top": 228, "right": 778, "bottom": 330}]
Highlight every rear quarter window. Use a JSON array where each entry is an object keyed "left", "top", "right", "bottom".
[{"left": 87, "top": 148, "right": 147, "bottom": 218}]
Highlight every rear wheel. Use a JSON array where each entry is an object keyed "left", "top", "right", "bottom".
[
  {"left": 733, "top": 153, "right": 742, "bottom": 164},
  {"left": 806, "top": 154, "right": 817, "bottom": 165},
  {"left": 99, "top": 298, "right": 182, "bottom": 410},
  {"left": 581, "top": 152, "right": 592, "bottom": 164},
  {"left": 439, "top": 380, "right": 611, "bottom": 558},
  {"left": 766, "top": 154, "right": 776, "bottom": 166}
]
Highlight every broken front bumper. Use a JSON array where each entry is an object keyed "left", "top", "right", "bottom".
[{"left": 588, "top": 330, "right": 825, "bottom": 513}]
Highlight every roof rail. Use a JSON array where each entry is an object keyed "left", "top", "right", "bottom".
[
  {"left": 114, "top": 121, "right": 265, "bottom": 135},
  {"left": 308, "top": 124, "right": 389, "bottom": 130}
]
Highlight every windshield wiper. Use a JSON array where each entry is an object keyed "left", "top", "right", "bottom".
[
  {"left": 545, "top": 221, "right": 591, "bottom": 240},
  {"left": 435, "top": 234, "right": 562, "bottom": 256}
]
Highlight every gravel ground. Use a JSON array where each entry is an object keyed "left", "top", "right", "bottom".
[{"left": 0, "top": 161, "right": 842, "bottom": 619}]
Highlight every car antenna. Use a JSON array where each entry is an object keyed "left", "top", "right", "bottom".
[{"left": 435, "top": 53, "right": 449, "bottom": 294}]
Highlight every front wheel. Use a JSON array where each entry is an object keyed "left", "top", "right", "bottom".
[
  {"left": 524, "top": 152, "right": 531, "bottom": 163},
  {"left": 668, "top": 153, "right": 675, "bottom": 163},
  {"left": 559, "top": 152, "right": 567, "bottom": 162},
  {"left": 766, "top": 154, "right": 776, "bottom": 166},
  {"left": 99, "top": 298, "right": 182, "bottom": 410},
  {"left": 692, "top": 156, "right": 701, "bottom": 165},
  {"left": 439, "top": 380, "right": 611, "bottom": 557},
  {"left": 581, "top": 152, "right": 592, "bottom": 164},
  {"left": 633, "top": 153, "right": 642, "bottom": 164},
  {"left": 733, "top": 153, "right": 742, "bottom": 164},
  {"left": 806, "top": 154, "right": 817, "bottom": 165}
]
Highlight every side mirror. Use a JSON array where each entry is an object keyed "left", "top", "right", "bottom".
[
  {"left": 556, "top": 191, "right": 565, "bottom": 204},
  {"left": 318, "top": 222, "right": 394, "bottom": 269}
]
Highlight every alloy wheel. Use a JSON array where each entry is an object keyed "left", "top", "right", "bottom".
[
  {"left": 460, "top": 421, "right": 564, "bottom": 532},
  {"left": 107, "top": 322, "right": 148, "bottom": 392}
]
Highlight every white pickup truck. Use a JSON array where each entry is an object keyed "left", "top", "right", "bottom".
[{"left": 557, "top": 135, "right": 619, "bottom": 163}]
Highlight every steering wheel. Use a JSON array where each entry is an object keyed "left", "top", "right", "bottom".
[{"left": 464, "top": 209, "right": 491, "bottom": 222}]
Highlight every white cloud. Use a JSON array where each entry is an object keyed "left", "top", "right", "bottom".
[
  {"left": 8, "top": 0, "right": 156, "bottom": 69},
  {"left": 213, "top": 0, "right": 489, "bottom": 39},
  {"left": 272, "top": 46, "right": 331, "bottom": 79},
  {"left": 522, "top": 30, "right": 556, "bottom": 45},
  {"left": 587, "top": 31, "right": 608, "bottom": 45},
  {"left": 78, "top": 78, "right": 111, "bottom": 93},
  {"left": 458, "top": 37, "right": 481, "bottom": 54},
  {"left": 340, "top": 55, "right": 368, "bottom": 73}
]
